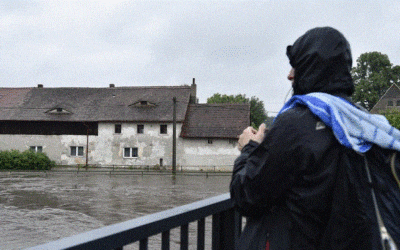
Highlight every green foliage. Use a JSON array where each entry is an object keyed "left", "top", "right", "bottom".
[
  {"left": 352, "top": 52, "right": 400, "bottom": 110},
  {"left": 0, "top": 150, "right": 55, "bottom": 170},
  {"left": 207, "top": 93, "right": 248, "bottom": 103},
  {"left": 384, "top": 109, "right": 400, "bottom": 130},
  {"left": 207, "top": 93, "right": 267, "bottom": 128}
]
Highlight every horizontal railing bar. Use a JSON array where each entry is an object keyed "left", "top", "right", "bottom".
[{"left": 25, "top": 193, "right": 232, "bottom": 250}]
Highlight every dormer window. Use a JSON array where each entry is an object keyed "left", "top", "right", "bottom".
[
  {"left": 46, "top": 107, "right": 72, "bottom": 115},
  {"left": 129, "top": 101, "right": 156, "bottom": 108}
]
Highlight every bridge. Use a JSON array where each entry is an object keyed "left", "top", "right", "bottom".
[{"left": 25, "top": 193, "right": 243, "bottom": 250}]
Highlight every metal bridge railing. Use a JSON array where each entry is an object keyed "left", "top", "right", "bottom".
[{"left": 25, "top": 193, "right": 242, "bottom": 250}]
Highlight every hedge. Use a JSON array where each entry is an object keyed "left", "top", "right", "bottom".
[{"left": 0, "top": 150, "right": 55, "bottom": 170}]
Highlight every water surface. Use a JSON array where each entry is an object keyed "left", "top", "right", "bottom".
[{"left": 0, "top": 171, "right": 231, "bottom": 249}]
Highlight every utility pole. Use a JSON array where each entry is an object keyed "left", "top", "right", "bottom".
[
  {"left": 86, "top": 129, "right": 89, "bottom": 167},
  {"left": 172, "top": 97, "right": 177, "bottom": 174},
  {"left": 83, "top": 123, "right": 90, "bottom": 168}
]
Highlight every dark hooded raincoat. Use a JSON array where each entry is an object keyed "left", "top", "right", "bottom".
[{"left": 230, "top": 27, "right": 390, "bottom": 249}]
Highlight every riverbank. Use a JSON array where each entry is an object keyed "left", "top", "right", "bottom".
[{"left": 1, "top": 165, "right": 233, "bottom": 177}]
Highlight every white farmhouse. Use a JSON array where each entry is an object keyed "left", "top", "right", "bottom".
[{"left": 0, "top": 80, "right": 250, "bottom": 169}]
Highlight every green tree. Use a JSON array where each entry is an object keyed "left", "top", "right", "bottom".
[
  {"left": 352, "top": 52, "right": 399, "bottom": 110},
  {"left": 207, "top": 93, "right": 267, "bottom": 128},
  {"left": 384, "top": 109, "right": 400, "bottom": 130},
  {"left": 391, "top": 65, "right": 400, "bottom": 84}
]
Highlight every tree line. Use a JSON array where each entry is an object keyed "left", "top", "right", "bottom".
[
  {"left": 352, "top": 52, "right": 400, "bottom": 128},
  {"left": 208, "top": 51, "right": 400, "bottom": 129},
  {"left": 352, "top": 51, "right": 400, "bottom": 111}
]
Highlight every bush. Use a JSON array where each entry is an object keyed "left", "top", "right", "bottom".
[
  {"left": 384, "top": 109, "right": 400, "bottom": 130},
  {"left": 0, "top": 150, "right": 55, "bottom": 170}
]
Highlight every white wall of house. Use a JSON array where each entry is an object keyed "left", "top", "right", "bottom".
[
  {"left": 0, "top": 135, "right": 64, "bottom": 161},
  {"left": 178, "top": 138, "right": 239, "bottom": 170},
  {"left": 92, "top": 122, "right": 179, "bottom": 167},
  {"left": 0, "top": 134, "right": 92, "bottom": 165},
  {"left": 0, "top": 122, "right": 240, "bottom": 168}
]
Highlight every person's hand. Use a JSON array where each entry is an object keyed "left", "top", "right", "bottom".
[{"left": 237, "top": 123, "right": 267, "bottom": 151}]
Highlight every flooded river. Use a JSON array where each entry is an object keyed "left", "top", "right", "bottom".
[{"left": 0, "top": 171, "right": 232, "bottom": 249}]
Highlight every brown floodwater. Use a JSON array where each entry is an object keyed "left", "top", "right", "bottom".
[{"left": 0, "top": 171, "right": 232, "bottom": 249}]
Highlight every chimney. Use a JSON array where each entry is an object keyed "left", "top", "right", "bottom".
[
  {"left": 109, "top": 83, "right": 115, "bottom": 88},
  {"left": 190, "top": 78, "right": 197, "bottom": 104},
  {"left": 37, "top": 84, "right": 43, "bottom": 88}
]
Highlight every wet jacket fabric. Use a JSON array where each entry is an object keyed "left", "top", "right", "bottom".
[
  {"left": 286, "top": 27, "right": 354, "bottom": 96},
  {"left": 230, "top": 106, "right": 384, "bottom": 249},
  {"left": 230, "top": 27, "right": 385, "bottom": 249}
]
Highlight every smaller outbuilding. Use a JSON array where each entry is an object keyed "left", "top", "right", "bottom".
[{"left": 370, "top": 83, "right": 400, "bottom": 114}]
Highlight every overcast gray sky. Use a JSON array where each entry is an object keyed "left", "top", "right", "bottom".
[{"left": 1, "top": 0, "right": 399, "bottom": 114}]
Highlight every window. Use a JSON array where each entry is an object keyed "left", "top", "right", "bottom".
[
  {"left": 388, "top": 100, "right": 394, "bottom": 106},
  {"left": 115, "top": 124, "right": 121, "bottom": 134},
  {"left": 71, "top": 146, "right": 84, "bottom": 157},
  {"left": 160, "top": 124, "right": 167, "bottom": 134},
  {"left": 130, "top": 101, "right": 156, "bottom": 107},
  {"left": 137, "top": 124, "right": 144, "bottom": 134},
  {"left": 30, "top": 146, "right": 43, "bottom": 153},
  {"left": 124, "top": 147, "right": 138, "bottom": 158},
  {"left": 47, "top": 107, "right": 72, "bottom": 115},
  {"left": 396, "top": 100, "right": 400, "bottom": 106}
]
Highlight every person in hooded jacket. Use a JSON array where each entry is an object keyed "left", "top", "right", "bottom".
[{"left": 230, "top": 27, "right": 400, "bottom": 250}]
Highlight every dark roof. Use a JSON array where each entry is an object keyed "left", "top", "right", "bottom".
[
  {"left": 180, "top": 104, "right": 250, "bottom": 139},
  {"left": 0, "top": 86, "right": 193, "bottom": 122},
  {"left": 370, "top": 84, "right": 400, "bottom": 114}
]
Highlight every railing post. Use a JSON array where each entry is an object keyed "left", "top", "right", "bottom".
[
  {"left": 180, "top": 224, "right": 189, "bottom": 250},
  {"left": 162, "top": 231, "right": 170, "bottom": 250},
  {"left": 212, "top": 208, "right": 236, "bottom": 250},
  {"left": 139, "top": 238, "right": 148, "bottom": 250},
  {"left": 221, "top": 208, "right": 236, "bottom": 250},
  {"left": 197, "top": 218, "right": 205, "bottom": 250},
  {"left": 212, "top": 212, "right": 221, "bottom": 250}
]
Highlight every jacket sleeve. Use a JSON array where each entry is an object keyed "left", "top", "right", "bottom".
[{"left": 230, "top": 108, "right": 314, "bottom": 217}]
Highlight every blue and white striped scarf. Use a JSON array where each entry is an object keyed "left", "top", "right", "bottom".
[{"left": 277, "top": 92, "right": 400, "bottom": 153}]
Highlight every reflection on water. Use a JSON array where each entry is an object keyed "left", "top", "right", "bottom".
[{"left": 0, "top": 172, "right": 231, "bottom": 249}]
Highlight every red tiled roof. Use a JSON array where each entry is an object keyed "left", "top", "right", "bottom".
[
  {"left": 0, "top": 86, "right": 193, "bottom": 122},
  {"left": 0, "top": 88, "right": 32, "bottom": 107}
]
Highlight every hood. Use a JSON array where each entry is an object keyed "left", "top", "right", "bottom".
[{"left": 286, "top": 27, "right": 354, "bottom": 96}]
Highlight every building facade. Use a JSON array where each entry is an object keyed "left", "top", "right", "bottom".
[{"left": 0, "top": 81, "right": 250, "bottom": 169}]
